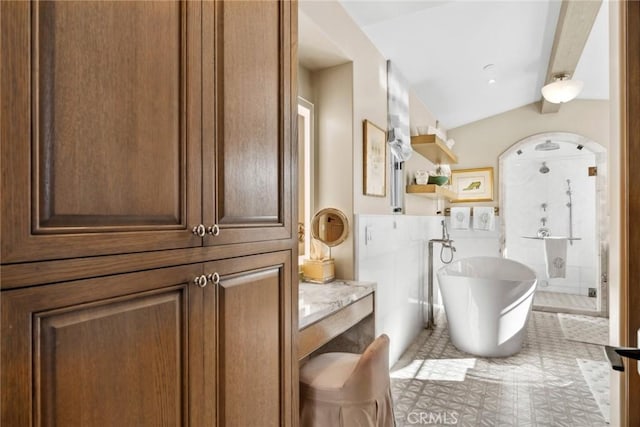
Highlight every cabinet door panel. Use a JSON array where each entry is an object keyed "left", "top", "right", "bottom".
[
  {"left": 204, "top": 252, "right": 293, "bottom": 427},
  {"left": 1, "top": 1, "right": 202, "bottom": 263},
  {"left": 202, "top": 0, "right": 294, "bottom": 246},
  {"left": 1, "top": 265, "right": 204, "bottom": 427}
]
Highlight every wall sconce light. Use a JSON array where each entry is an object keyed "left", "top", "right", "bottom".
[{"left": 541, "top": 74, "right": 584, "bottom": 104}]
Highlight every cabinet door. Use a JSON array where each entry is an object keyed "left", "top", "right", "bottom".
[
  {"left": 204, "top": 251, "right": 294, "bottom": 427},
  {"left": 1, "top": 265, "right": 206, "bottom": 427},
  {"left": 202, "top": 0, "right": 296, "bottom": 246},
  {"left": 1, "top": 1, "right": 203, "bottom": 263}
]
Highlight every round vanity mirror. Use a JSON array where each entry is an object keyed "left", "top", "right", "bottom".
[{"left": 311, "top": 208, "right": 349, "bottom": 247}]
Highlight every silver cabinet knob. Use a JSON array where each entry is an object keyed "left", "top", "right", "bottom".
[
  {"left": 192, "top": 224, "right": 206, "bottom": 237},
  {"left": 193, "top": 275, "right": 208, "bottom": 288},
  {"left": 207, "top": 224, "right": 220, "bottom": 236},
  {"left": 207, "top": 272, "right": 220, "bottom": 285}
]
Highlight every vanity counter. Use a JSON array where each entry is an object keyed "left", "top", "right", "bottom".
[
  {"left": 298, "top": 280, "right": 376, "bottom": 359},
  {"left": 299, "top": 280, "right": 375, "bottom": 329}
]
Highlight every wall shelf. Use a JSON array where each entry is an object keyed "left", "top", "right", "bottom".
[
  {"left": 406, "top": 184, "right": 456, "bottom": 200},
  {"left": 411, "top": 134, "right": 458, "bottom": 165}
]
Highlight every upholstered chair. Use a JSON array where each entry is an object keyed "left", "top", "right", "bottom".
[{"left": 299, "top": 334, "right": 395, "bottom": 427}]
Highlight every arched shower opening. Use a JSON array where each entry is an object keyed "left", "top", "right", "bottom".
[{"left": 499, "top": 132, "right": 608, "bottom": 315}]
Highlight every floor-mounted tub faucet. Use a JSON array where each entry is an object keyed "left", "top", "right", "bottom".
[{"left": 423, "top": 220, "right": 457, "bottom": 329}]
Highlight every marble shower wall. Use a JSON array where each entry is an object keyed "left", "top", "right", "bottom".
[{"left": 503, "top": 152, "right": 598, "bottom": 296}]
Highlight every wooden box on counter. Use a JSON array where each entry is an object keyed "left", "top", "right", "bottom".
[{"left": 302, "top": 259, "right": 335, "bottom": 283}]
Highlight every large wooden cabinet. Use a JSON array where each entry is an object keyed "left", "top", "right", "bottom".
[
  {"left": 2, "top": 252, "right": 293, "bottom": 426},
  {"left": 1, "top": 1, "right": 298, "bottom": 426},
  {"left": 1, "top": 0, "right": 293, "bottom": 264}
]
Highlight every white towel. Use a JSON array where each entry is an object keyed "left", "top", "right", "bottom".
[
  {"left": 473, "top": 207, "right": 495, "bottom": 231},
  {"left": 545, "top": 237, "right": 568, "bottom": 278},
  {"left": 450, "top": 207, "right": 470, "bottom": 230}
]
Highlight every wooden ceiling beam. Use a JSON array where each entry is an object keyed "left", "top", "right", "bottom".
[{"left": 540, "top": 0, "right": 602, "bottom": 114}]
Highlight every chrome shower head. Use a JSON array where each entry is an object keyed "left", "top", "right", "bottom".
[
  {"left": 535, "top": 140, "right": 560, "bottom": 151},
  {"left": 539, "top": 162, "right": 550, "bottom": 174}
]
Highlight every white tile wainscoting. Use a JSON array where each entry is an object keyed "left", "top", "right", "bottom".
[{"left": 354, "top": 214, "right": 501, "bottom": 366}]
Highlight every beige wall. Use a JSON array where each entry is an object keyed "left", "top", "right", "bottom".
[
  {"left": 298, "top": 65, "right": 314, "bottom": 103},
  {"left": 300, "top": 0, "right": 386, "bottom": 279},
  {"left": 311, "top": 63, "right": 354, "bottom": 279},
  {"left": 300, "top": 1, "right": 441, "bottom": 217},
  {"left": 448, "top": 99, "right": 610, "bottom": 206},
  {"left": 300, "top": 0, "right": 459, "bottom": 275},
  {"left": 300, "top": 1, "right": 388, "bottom": 217}
]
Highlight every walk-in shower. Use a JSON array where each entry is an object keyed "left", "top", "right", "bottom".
[{"left": 499, "top": 133, "right": 608, "bottom": 315}]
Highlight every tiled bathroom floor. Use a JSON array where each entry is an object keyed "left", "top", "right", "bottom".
[
  {"left": 534, "top": 290, "right": 597, "bottom": 311},
  {"left": 391, "top": 311, "right": 609, "bottom": 426}
]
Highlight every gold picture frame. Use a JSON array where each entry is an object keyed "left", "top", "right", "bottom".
[
  {"left": 451, "top": 167, "right": 494, "bottom": 202},
  {"left": 363, "top": 120, "right": 387, "bottom": 197}
]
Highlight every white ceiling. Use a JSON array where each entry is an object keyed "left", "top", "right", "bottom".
[{"left": 338, "top": 0, "right": 609, "bottom": 129}]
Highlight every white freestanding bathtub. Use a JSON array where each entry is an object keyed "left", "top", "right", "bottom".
[{"left": 437, "top": 257, "right": 537, "bottom": 357}]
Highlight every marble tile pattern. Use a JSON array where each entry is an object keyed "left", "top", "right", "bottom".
[
  {"left": 558, "top": 313, "right": 609, "bottom": 346},
  {"left": 577, "top": 359, "right": 610, "bottom": 423},
  {"left": 391, "top": 311, "right": 609, "bottom": 426},
  {"left": 298, "top": 280, "right": 375, "bottom": 329},
  {"left": 534, "top": 290, "right": 597, "bottom": 312}
]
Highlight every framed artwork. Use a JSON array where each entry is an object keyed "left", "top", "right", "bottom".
[
  {"left": 363, "top": 120, "right": 387, "bottom": 197},
  {"left": 451, "top": 167, "right": 494, "bottom": 202}
]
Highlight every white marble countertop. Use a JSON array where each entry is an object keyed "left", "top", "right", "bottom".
[{"left": 298, "top": 280, "right": 376, "bottom": 329}]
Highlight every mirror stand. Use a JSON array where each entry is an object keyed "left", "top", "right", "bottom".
[{"left": 302, "top": 208, "right": 349, "bottom": 283}]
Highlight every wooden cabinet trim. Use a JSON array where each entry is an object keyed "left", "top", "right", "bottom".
[
  {"left": 623, "top": 1, "right": 640, "bottom": 423},
  {"left": 1, "top": 239, "right": 296, "bottom": 290}
]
